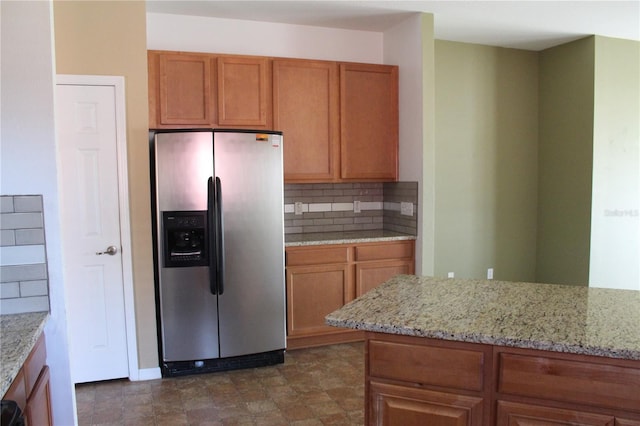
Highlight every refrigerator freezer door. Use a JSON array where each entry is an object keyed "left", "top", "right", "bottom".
[
  {"left": 154, "top": 131, "right": 220, "bottom": 362},
  {"left": 214, "top": 131, "right": 286, "bottom": 358}
]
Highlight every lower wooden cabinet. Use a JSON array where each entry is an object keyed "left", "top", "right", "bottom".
[
  {"left": 285, "top": 240, "right": 414, "bottom": 349},
  {"left": 370, "top": 381, "right": 483, "bottom": 426},
  {"left": 25, "top": 365, "right": 52, "bottom": 426},
  {"left": 3, "top": 333, "right": 53, "bottom": 426},
  {"left": 364, "top": 333, "right": 640, "bottom": 426},
  {"left": 286, "top": 262, "right": 352, "bottom": 338}
]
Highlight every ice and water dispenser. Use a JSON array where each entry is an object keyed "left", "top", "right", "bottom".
[{"left": 162, "top": 211, "right": 208, "bottom": 267}]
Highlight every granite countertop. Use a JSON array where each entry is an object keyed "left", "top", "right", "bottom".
[
  {"left": 1, "top": 312, "right": 49, "bottom": 397},
  {"left": 326, "top": 275, "right": 640, "bottom": 360},
  {"left": 285, "top": 230, "right": 416, "bottom": 247}
]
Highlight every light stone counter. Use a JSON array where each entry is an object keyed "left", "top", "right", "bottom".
[
  {"left": 326, "top": 275, "right": 640, "bottom": 360},
  {"left": 285, "top": 230, "right": 415, "bottom": 247},
  {"left": 1, "top": 312, "right": 48, "bottom": 397}
]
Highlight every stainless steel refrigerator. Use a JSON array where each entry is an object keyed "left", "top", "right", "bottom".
[{"left": 150, "top": 129, "right": 286, "bottom": 377}]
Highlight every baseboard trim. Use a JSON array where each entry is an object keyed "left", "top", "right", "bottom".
[{"left": 135, "top": 367, "right": 162, "bottom": 381}]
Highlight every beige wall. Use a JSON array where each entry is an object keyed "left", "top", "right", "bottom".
[
  {"left": 590, "top": 36, "right": 640, "bottom": 290},
  {"left": 537, "top": 37, "right": 595, "bottom": 285},
  {"left": 434, "top": 41, "right": 539, "bottom": 281},
  {"left": 53, "top": 1, "right": 158, "bottom": 369}
]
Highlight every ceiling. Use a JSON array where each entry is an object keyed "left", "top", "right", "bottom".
[{"left": 145, "top": 1, "right": 640, "bottom": 51}]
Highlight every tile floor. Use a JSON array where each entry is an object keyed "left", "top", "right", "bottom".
[{"left": 75, "top": 342, "right": 365, "bottom": 426}]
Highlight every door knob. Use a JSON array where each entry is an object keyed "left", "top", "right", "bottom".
[{"left": 96, "top": 245, "right": 118, "bottom": 256}]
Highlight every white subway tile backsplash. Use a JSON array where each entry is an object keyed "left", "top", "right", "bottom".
[
  {"left": 283, "top": 182, "right": 417, "bottom": 236},
  {"left": 0, "top": 195, "right": 49, "bottom": 314},
  {"left": 0, "top": 264, "right": 48, "bottom": 282},
  {"left": 19, "top": 280, "right": 49, "bottom": 297},
  {"left": 331, "top": 203, "right": 353, "bottom": 212},
  {"left": 1, "top": 230, "right": 16, "bottom": 246},
  {"left": 309, "top": 203, "right": 331, "bottom": 213},
  {"left": 14, "top": 196, "right": 43, "bottom": 212},
  {"left": 15, "top": 229, "right": 45, "bottom": 245},
  {"left": 0, "top": 282, "right": 20, "bottom": 299},
  {"left": 0, "top": 212, "right": 43, "bottom": 229},
  {"left": 0, "top": 245, "right": 46, "bottom": 266},
  {"left": 0, "top": 296, "right": 49, "bottom": 315}
]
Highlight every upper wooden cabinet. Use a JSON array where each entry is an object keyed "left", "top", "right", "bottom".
[
  {"left": 340, "top": 63, "right": 399, "bottom": 181},
  {"left": 152, "top": 52, "right": 213, "bottom": 126},
  {"left": 273, "top": 59, "right": 339, "bottom": 182},
  {"left": 148, "top": 51, "right": 400, "bottom": 182},
  {"left": 148, "top": 50, "right": 271, "bottom": 129},
  {"left": 217, "top": 56, "right": 271, "bottom": 127}
]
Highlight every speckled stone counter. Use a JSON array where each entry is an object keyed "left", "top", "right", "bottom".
[
  {"left": 1, "top": 312, "right": 48, "bottom": 397},
  {"left": 285, "top": 230, "right": 415, "bottom": 247},
  {"left": 326, "top": 275, "right": 640, "bottom": 360}
]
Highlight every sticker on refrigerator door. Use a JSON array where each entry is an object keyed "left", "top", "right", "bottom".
[
  {"left": 271, "top": 134, "right": 282, "bottom": 147},
  {"left": 255, "top": 134, "right": 269, "bottom": 142}
]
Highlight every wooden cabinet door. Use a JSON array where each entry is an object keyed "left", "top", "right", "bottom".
[
  {"left": 496, "top": 401, "right": 615, "bottom": 426},
  {"left": 340, "top": 63, "right": 398, "bottom": 181},
  {"left": 369, "top": 381, "right": 483, "bottom": 426},
  {"left": 616, "top": 419, "right": 640, "bottom": 426},
  {"left": 286, "top": 263, "right": 352, "bottom": 337},
  {"left": 25, "top": 366, "right": 53, "bottom": 426},
  {"left": 356, "top": 259, "right": 413, "bottom": 296},
  {"left": 273, "top": 59, "right": 339, "bottom": 182},
  {"left": 157, "top": 52, "right": 213, "bottom": 125},
  {"left": 217, "top": 56, "right": 270, "bottom": 128}
]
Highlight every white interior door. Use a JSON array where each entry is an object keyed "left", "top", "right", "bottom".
[{"left": 55, "top": 77, "right": 135, "bottom": 383}]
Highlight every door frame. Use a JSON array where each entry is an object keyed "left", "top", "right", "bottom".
[{"left": 56, "top": 74, "right": 139, "bottom": 380}]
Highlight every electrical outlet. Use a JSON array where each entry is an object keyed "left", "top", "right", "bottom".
[
  {"left": 400, "top": 202, "right": 414, "bottom": 216},
  {"left": 294, "top": 201, "right": 303, "bottom": 215},
  {"left": 447, "top": 272, "right": 454, "bottom": 278},
  {"left": 353, "top": 200, "right": 361, "bottom": 213},
  {"left": 487, "top": 268, "right": 494, "bottom": 279}
]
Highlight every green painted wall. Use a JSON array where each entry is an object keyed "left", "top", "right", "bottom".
[
  {"left": 537, "top": 37, "right": 595, "bottom": 285},
  {"left": 434, "top": 41, "right": 539, "bottom": 281}
]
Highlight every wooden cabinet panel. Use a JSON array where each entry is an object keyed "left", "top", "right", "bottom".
[
  {"left": 498, "top": 352, "right": 640, "bottom": 412},
  {"left": 496, "top": 401, "right": 615, "bottom": 426},
  {"left": 370, "top": 381, "right": 483, "bottom": 426},
  {"left": 3, "top": 334, "right": 52, "bottom": 426},
  {"left": 340, "top": 63, "right": 398, "bottom": 181},
  {"left": 24, "top": 333, "right": 46, "bottom": 394},
  {"left": 158, "top": 53, "right": 212, "bottom": 125},
  {"left": 356, "top": 259, "right": 413, "bottom": 296},
  {"left": 616, "top": 419, "right": 640, "bottom": 426},
  {"left": 25, "top": 366, "right": 52, "bottom": 426},
  {"left": 355, "top": 240, "right": 414, "bottom": 262},
  {"left": 286, "top": 263, "right": 352, "bottom": 337},
  {"left": 369, "top": 339, "right": 486, "bottom": 392},
  {"left": 217, "top": 56, "right": 270, "bottom": 127},
  {"left": 285, "top": 240, "right": 414, "bottom": 348},
  {"left": 4, "top": 368, "right": 27, "bottom": 412},
  {"left": 286, "top": 245, "right": 350, "bottom": 266},
  {"left": 274, "top": 59, "right": 339, "bottom": 182}
]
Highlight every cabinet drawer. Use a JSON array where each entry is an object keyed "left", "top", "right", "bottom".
[
  {"left": 498, "top": 353, "right": 640, "bottom": 412},
  {"left": 369, "top": 339, "right": 486, "bottom": 391},
  {"left": 286, "top": 246, "right": 350, "bottom": 266},
  {"left": 355, "top": 241, "right": 413, "bottom": 261},
  {"left": 496, "top": 400, "right": 615, "bottom": 425}
]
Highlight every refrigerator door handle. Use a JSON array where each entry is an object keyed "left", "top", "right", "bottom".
[
  {"left": 215, "top": 176, "right": 225, "bottom": 295},
  {"left": 207, "top": 177, "right": 218, "bottom": 295}
]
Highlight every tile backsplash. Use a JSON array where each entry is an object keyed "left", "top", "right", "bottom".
[
  {"left": 0, "top": 195, "right": 50, "bottom": 314},
  {"left": 284, "top": 182, "right": 418, "bottom": 235}
]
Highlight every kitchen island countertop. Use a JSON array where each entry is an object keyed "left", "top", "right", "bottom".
[
  {"left": 1, "top": 312, "right": 48, "bottom": 397},
  {"left": 285, "top": 230, "right": 415, "bottom": 247},
  {"left": 326, "top": 275, "right": 640, "bottom": 360}
]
